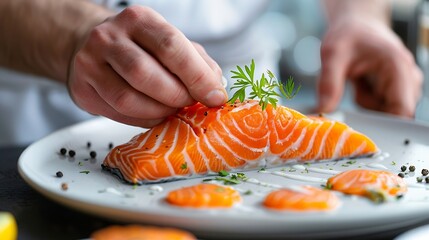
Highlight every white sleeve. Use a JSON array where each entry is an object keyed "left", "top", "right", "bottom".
[{"left": 99, "top": 0, "right": 269, "bottom": 41}]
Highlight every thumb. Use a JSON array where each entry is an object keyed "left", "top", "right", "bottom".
[{"left": 317, "top": 46, "right": 350, "bottom": 113}]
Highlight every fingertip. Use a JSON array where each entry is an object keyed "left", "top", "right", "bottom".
[
  {"left": 203, "top": 88, "right": 228, "bottom": 107},
  {"left": 317, "top": 94, "right": 337, "bottom": 113}
]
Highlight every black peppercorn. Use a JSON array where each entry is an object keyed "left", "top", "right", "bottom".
[
  {"left": 204, "top": 111, "right": 208, "bottom": 116},
  {"left": 425, "top": 177, "right": 429, "bottom": 184},
  {"left": 69, "top": 150, "right": 76, "bottom": 157},
  {"left": 398, "top": 173, "right": 405, "bottom": 178},
  {"left": 90, "top": 151, "right": 97, "bottom": 158},
  {"left": 404, "top": 139, "right": 410, "bottom": 145},
  {"left": 108, "top": 142, "right": 114, "bottom": 149},
  {"left": 60, "top": 148, "right": 67, "bottom": 155},
  {"left": 87, "top": 141, "right": 91, "bottom": 148},
  {"left": 417, "top": 177, "right": 423, "bottom": 183},
  {"left": 400, "top": 165, "right": 407, "bottom": 172},
  {"left": 56, "top": 171, "right": 63, "bottom": 178},
  {"left": 422, "top": 169, "right": 429, "bottom": 176},
  {"left": 409, "top": 166, "right": 416, "bottom": 172}
]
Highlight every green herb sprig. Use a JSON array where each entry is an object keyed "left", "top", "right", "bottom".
[{"left": 228, "top": 59, "right": 300, "bottom": 110}]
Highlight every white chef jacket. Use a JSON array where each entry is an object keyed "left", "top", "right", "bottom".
[{"left": 0, "top": 0, "right": 280, "bottom": 146}]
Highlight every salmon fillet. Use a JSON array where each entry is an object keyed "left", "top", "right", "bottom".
[{"left": 102, "top": 100, "right": 378, "bottom": 184}]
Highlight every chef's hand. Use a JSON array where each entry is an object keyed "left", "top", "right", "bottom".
[
  {"left": 68, "top": 6, "right": 227, "bottom": 127},
  {"left": 317, "top": 16, "right": 423, "bottom": 117}
]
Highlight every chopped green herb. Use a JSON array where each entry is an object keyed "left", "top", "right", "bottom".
[
  {"left": 288, "top": 168, "right": 296, "bottom": 172},
  {"left": 391, "top": 161, "right": 397, "bottom": 166},
  {"left": 417, "top": 177, "right": 423, "bottom": 183},
  {"left": 236, "top": 172, "right": 248, "bottom": 180},
  {"left": 368, "top": 190, "right": 388, "bottom": 203},
  {"left": 78, "top": 162, "right": 83, "bottom": 166},
  {"left": 346, "top": 160, "right": 357, "bottom": 165},
  {"left": 258, "top": 167, "right": 266, "bottom": 172},
  {"left": 214, "top": 177, "right": 240, "bottom": 185},
  {"left": 79, "top": 170, "right": 90, "bottom": 174},
  {"left": 243, "top": 190, "right": 253, "bottom": 195},
  {"left": 341, "top": 164, "right": 349, "bottom": 167},
  {"left": 304, "top": 162, "right": 310, "bottom": 166},
  {"left": 324, "top": 182, "right": 333, "bottom": 190},
  {"left": 180, "top": 162, "right": 188, "bottom": 170},
  {"left": 218, "top": 170, "right": 229, "bottom": 177},
  {"left": 132, "top": 184, "right": 138, "bottom": 190},
  {"left": 202, "top": 178, "right": 213, "bottom": 182},
  {"left": 227, "top": 59, "right": 300, "bottom": 110}
]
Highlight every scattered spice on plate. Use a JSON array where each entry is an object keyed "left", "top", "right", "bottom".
[
  {"left": 68, "top": 150, "right": 76, "bottom": 157},
  {"left": 417, "top": 177, "right": 423, "bottom": 183},
  {"left": 90, "top": 151, "right": 97, "bottom": 158},
  {"left": 400, "top": 166, "right": 407, "bottom": 172},
  {"left": 397, "top": 173, "right": 405, "bottom": 178},
  {"left": 422, "top": 169, "right": 429, "bottom": 176},
  {"left": 87, "top": 141, "right": 91, "bottom": 148},
  {"left": 56, "top": 171, "right": 63, "bottom": 178},
  {"left": 108, "top": 142, "right": 114, "bottom": 149},
  {"left": 404, "top": 139, "right": 410, "bottom": 145},
  {"left": 61, "top": 183, "right": 68, "bottom": 191},
  {"left": 60, "top": 148, "right": 67, "bottom": 155},
  {"left": 426, "top": 177, "right": 429, "bottom": 184},
  {"left": 80, "top": 170, "right": 90, "bottom": 174},
  {"left": 409, "top": 166, "right": 416, "bottom": 172}
]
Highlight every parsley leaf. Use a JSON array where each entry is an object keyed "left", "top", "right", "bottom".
[{"left": 228, "top": 59, "right": 300, "bottom": 110}]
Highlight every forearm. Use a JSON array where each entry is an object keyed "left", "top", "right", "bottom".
[
  {"left": 323, "top": 0, "right": 390, "bottom": 25},
  {"left": 0, "top": 0, "right": 112, "bottom": 82}
]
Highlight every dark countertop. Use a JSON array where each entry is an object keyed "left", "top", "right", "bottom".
[{"left": 0, "top": 146, "right": 117, "bottom": 240}]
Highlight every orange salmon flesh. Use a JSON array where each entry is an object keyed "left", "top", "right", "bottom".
[
  {"left": 327, "top": 169, "right": 407, "bottom": 201},
  {"left": 103, "top": 100, "right": 379, "bottom": 183},
  {"left": 263, "top": 186, "right": 341, "bottom": 211},
  {"left": 166, "top": 183, "right": 242, "bottom": 208},
  {"left": 91, "top": 225, "right": 196, "bottom": 240}
]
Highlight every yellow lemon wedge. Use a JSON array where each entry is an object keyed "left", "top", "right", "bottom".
[{"left": 0, "top": 212, "right": 17, "bottom": 240}]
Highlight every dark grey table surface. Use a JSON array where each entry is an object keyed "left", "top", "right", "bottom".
[
  {"left": 0, "top": 146, "right": 117, "bottom": 240},
  {"left": 2, "top": 145, "right": 429, "bottom": 240}
]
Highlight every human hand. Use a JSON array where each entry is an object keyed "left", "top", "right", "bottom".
[
  {"left": 67, "top": 6, "right": 226, "bottom": 127},
  {"left": 317, "top": 17, "right": 423, "bottom": 117}
]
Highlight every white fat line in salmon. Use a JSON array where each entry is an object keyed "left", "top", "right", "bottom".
[
  {"left": 332, "top": 130, "right": 352, "bottom": 160},
  {"left": 219, "top": 119, "right": 268, "bottom": 153},
  {"left": 164, "top": 121, "right": 182, "bottom": 176},
  {"left": 297, "top": 123, "right": 323, "bottom": 160},
  {"left": 314, "top": 121, "right": 335, "bottom": 159},
  {"left": 201, "top": 132, "right": 233, "bottom": 171}
]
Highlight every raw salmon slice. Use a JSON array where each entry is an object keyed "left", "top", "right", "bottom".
[
  {"left": 103, "top": 100, "right": 378, "bottom": 183},
  {"left": 166, "top": 183, "right": 241, "bottom": 208},
  {"left": 327, "top": 169, "right": 407, "bottom": 202},
  {"left": 263, "top": 186, "right": 340, "bottom": 211},
  {"left": 91, "top": 225, "right": 196, "bottom": 240}
]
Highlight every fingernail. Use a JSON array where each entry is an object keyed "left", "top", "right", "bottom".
[
  {"left": 205, "top": 89, "right": 227, "bottom": 106},
  {"left": 221, "top": 76, "right": 228, "bottom": 88}
]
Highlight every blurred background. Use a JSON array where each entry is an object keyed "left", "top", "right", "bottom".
[{"left": 250, "top": 0, "right": 429, "bottom": 122}]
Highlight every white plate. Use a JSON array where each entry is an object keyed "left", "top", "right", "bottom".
[{"left": 18, "top": 111, "right": 429, "bottom": 239}]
